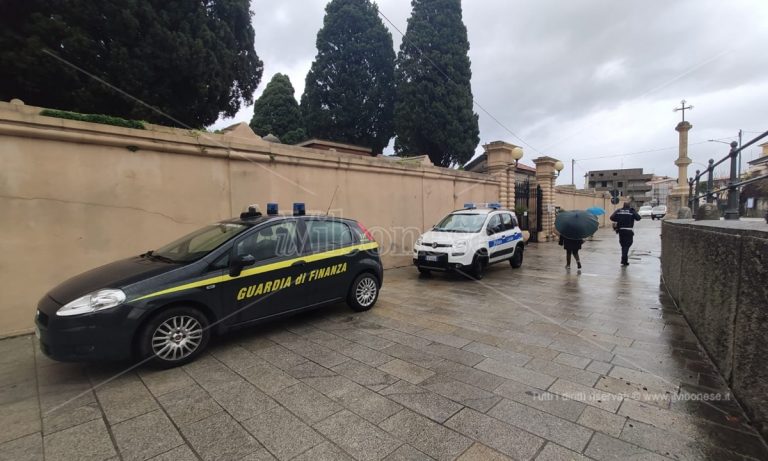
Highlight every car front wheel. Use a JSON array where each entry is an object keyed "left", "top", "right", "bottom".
[
  {"left": 348, "top": 273, "right": 379, "bottom": 312},
  {"left": 138, "top": 307, "right": 210, "bottom": 368}
]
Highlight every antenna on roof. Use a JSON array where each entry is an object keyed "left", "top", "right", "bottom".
[{"left": 326, "top": 185, "right": 340, "bottom": 215}]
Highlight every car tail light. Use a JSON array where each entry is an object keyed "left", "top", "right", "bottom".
[{"left": 357, "top": 222, "right": 376, "bottom": 242}]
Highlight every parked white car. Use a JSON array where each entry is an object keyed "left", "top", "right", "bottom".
[
  {"left": 651, "top": 205, "right": 667, "bottom": 220},
  {"left": 638, "top": 205, "right": 653, "bottom": 218},
  {"left": 413, "top": 204, "right": 524, "bottom": 279}
]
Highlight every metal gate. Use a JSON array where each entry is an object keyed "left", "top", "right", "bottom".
[{"left": 514, "top": 180, "right": 543, "bottom": 242}]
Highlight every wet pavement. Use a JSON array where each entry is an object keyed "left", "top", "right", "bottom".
[{"left": 1, "top": 219, "right": 767, "bottom": 460}]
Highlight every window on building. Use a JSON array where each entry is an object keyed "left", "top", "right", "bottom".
[
  {"left": 601, "top": 181, "right": 607, "bottom": 187},
  {"left": 613, "top": 172, "right": 617, "bottom": 176},
  {"left": 618, "top": 181, "right": 623, "bottom": 187}
]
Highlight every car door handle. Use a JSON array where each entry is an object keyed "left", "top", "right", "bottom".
[{"left": 292, "top": 260, "right": 306, "bottom": 267}]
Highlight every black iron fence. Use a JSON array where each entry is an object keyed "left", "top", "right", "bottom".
[
  {"left": 515, "top": 180, "right": 543, "bottom": 241},
  {"left": 688, "top": 129, "right": 768, "bottom": 219}
]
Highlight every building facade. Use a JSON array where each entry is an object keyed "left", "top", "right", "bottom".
[
  {"left": 645, "top": 177, "right": 677, "bottom": 206},
  {"left": 586, "top": 168, "right": 654, "bottom": 206}
]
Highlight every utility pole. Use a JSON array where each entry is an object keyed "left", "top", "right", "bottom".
[{"left": 571, "top": 159, "right": 575, "bottom": 186}]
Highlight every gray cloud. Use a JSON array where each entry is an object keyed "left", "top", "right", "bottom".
[{"left": 216, "top": 0, "right": 768, "bottom": 183}]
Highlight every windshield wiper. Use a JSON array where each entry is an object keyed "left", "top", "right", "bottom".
[{"left": 142, "top": 251, "right": 177, "bottom": 263}]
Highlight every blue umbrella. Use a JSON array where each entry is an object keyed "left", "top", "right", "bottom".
[
  {"left": 555, "top": 210, "right": 600, "bottom": 240},
  {"left": 586, "top": 206, "right": 606, "bottom": 216}
]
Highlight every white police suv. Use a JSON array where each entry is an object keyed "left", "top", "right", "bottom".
[{"left": 413, "top": 203, "right": 524, "bottom": 279}]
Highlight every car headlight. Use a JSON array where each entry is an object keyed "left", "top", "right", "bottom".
[
  {"left": 415, "top": 237, "right": 423, "bottom": 247},
  {"left": 56, "top": 289, "right": 127, "bottom": 317},
  {"left": 453, "top": 240, "right": 468, "bottom": 252}
]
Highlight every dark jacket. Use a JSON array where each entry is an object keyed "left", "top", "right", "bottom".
[
  {"left": 610, "top": 206, "right": 641, "bottom": 230},
  {"left": 558, "top": 235, "right": 583, "bottom": 251}
]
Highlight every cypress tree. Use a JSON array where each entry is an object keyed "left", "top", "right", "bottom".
[
  {"left": 301, "top": 0, "right": 395, "bottom": 154},
  {"left": 394, "top": 0, "right": 479, "bottom": 167},
  {"left": 250, "top": 74, "right": 306, "bottom": 144},
  {"left": 0, "top": 0, "right": 263, "bottom": 128}
]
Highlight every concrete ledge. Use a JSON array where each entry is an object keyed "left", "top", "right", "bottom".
[{"left": 661, "top": 219, "right": 768, "bottom": 439}]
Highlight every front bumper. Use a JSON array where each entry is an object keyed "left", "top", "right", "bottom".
[
  {"left": 35, "top": 295, "right": 136, "bottom": 362},
  {"left": 412, "top": 248, "right": 472, "bottom": 271}
]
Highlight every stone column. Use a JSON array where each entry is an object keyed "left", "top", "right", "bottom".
[
  {"left": 484, "top": 141, "right": 520, "bottom": 209},
  {"left": 533, "top": 156, "right": 559, "bottom": 242},
  {"left": 668, "top": 121, "right": 693, "bottom": 218}
]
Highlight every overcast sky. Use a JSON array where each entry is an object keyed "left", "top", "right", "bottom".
[{"left": 214, "top": 0, "right": 768, "bottom": 186}]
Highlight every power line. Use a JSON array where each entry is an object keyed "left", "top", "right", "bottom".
[{"left": 376, "top": 8, "right": 542, "bottom": 155}]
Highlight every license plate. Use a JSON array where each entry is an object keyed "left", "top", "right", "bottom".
[{"left": 425, "top": 255, "right": 438, "bottom": 262}]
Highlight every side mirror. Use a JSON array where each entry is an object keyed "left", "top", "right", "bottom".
[{"left": 229, "top": 254, "right": 256, "bottom": 277}]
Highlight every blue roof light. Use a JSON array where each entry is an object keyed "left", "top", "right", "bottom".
[
  {"left": 267, "top": 203, "right": 278, "bottom": 215},
  {"left": 293, "top": 202, "right": 306, "bottom": 216},
  {"left": 464, "top": 203, "right": 476, "bottom": 209},
  {"left": 488, "top": 202, "right": 501, "bottom": 209}
]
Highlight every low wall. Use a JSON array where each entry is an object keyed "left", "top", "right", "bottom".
[
  {"left": 0, "top": 101, "right": 500, "bottom": 337},
  {"left": 661, "top": 220, "right": 768, "bottom": 439}
]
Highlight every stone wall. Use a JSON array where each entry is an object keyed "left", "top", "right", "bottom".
[
  {"left": 661, "top": 219, "right": 768, "bottom": 439},
  {"left": 554, "top": 186, "right": 615, "bottom": 228},
  {"left": 0, "top": 101, "right": 500, "bottom": 337}
]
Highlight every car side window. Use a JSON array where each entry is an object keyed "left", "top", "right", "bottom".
[
  {"left": 501, "top": 213, "right": 513, "bottom": 230},
  {"left": 487, "top": 215, "right": 503, "bottom": 234},
  {"left": 306, "top": 220, "right": 354, "bottom": 252},
  {"left": 235, "top": 221, "right": 298, "bottom": 262}
]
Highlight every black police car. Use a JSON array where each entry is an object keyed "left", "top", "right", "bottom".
[{"left": 35, "top": 203, "right": 382, "bottom": 368}]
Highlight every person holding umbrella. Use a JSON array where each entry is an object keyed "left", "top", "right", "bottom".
[
  {"left": 555, "top": 210, "right": 599, "bottom": 270},
  {"left": 610, "top": 201, "right": 641, "bottom": 266}
]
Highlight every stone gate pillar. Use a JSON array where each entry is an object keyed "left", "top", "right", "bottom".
[
  {"left": 533, "top": 156, "right": 559, "bottom": 242},
  {"left": 484, "top": 141, "right": 521, "bottom": 209}
]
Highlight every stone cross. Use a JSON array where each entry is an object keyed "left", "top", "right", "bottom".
[{"left": 673, "top": 99, "right": 693, "bottom": 122}]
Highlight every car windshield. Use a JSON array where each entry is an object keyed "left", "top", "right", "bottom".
[
  {"left": 640, "top": 206, "right": 653, "bottom": 211},
  {"left": 150, "top": 223, "right": 249, "bottom": 263},
  {"left": 653, "top": 206, "right": 667, "bottom": 211},
  {"left": 434, "top": 213, "right": 486, "bottom": 233}
]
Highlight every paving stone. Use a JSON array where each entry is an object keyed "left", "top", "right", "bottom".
[
  {"left": 285, "top": 361, "right": 337, "bottom": 379},
  {"left": 378, "top": 359, "right": 435, "bottom": 384},
  {"left": 487, "top": 399, "right": 593, "bottom": 452},
  {"left": 41, "top": 392, "right": 102, "bottom": 435},
  {"left": 554, "top": 352, "right": 592, "bottom": 369},
  {"left": 111, "top": 409, "right": 184, "bottom": 461},
  {"left": 429, "top": 360, "right": 506, "bottom": 392},
  {"left": 594, "top": 376, "right": 671, "bottom": 408},
  {"left": 158, "top": 384, "right": 223, "bottom": 427},
  {"left": 242, "top": 406, "right": 324, "bottom": 460},
  {"left": 586, "top": 360, "right": 613, "bottom": 375},
  {"left": 207, "top": 380, "right": 278, "bottom": 422},
  {"left": 421, "top": 343, "right": 484, "bottom": 367},
  {"left": 380, "top": 380, "right": 463, "bottom": 423},
  {"left": 331, "top": 328, "right": 396, "bottom": 351},
  {"left": 456, "top": 443, "right": 512, "bottom": 461},
  {"left": 183, "top": 355, "right": 242, "bottom": 391},
  {"left": 272, "top": 382, "right": 343, "bottom": 424},
  {"left": 475, "top": 358, "right": 556, "bottom": 389},
  {"left": 180, "top": 412, "right": 264, "bottom": 461},
  {"left": 379, "top": 410, "right": 473, "bottom": 461},
  {"left": 577, "top": 329, "right": 634, "bottom": 347},
  {"left": 237, "top": 358, "right": 300, "bottom": 395},
  {"left": 534, "top": 442, "right": 591, "bottom": 461},
  {"left": 0, "top": 379, "right": 36, "bottom": 406},
  {"left": 252, "top": 344, "right": 308, "bottom": 371},
  {"left": 376, "top": 329, "right": 433, "bottom": 349},
  {"left": 413, "top": 329, "right": 472, "bottom": 348},
  {"left": 0, "top": 396, "right": 41, "bottom": 444},
  {"left": 383, "top": 444, "right": 433, "bottom": 461},
  {"left": 524, "top": 358, "right": 601, "bottom": 387},
  {"left": 419, "top": 374, "right": 501, "bottom": 413},
  {"left": 210, "top": 344, "right": 265, "bottom": 371},
  {"left": 494, "top": 379, "right": 586, "bottom": 422},
  {"left": 380, "top": 344, "right": 445, "bottom": 369},
  {"left": 44, "top": 418, "right": 116, "bottom": 461},
  {"left": 314, "top": 410, "right": 402, "bottom": 461},
  {"left": 332, "top": 359, "right": 398, "bottom": 391},
  {"left": 445, "top": 408, "right": 544, "bottom": 460},
  {"left": 291, "top": 441, "right": 354, "bottom": 461},
  {"left": 620, "top": 418, "right": 744, "bottom": 461},
  {"left": 287, "top": 340, "right": 351, "bottom": 368},
  {"left": 147, "top": 444, "right": 199, "bottom": 461},
  {"left": 548, "top": 378, "right": 623, "bottom": 413},
  {"left": 584, "top": 432, "right": 668, "bottom": 461},
  {"left": 577, "top": 406, "right": 627, "bottom": 437},
  {"left": 0, "top": 432, "right": 43, "bottom": 461},
  {"left": 462, "top": 341, "right": 532, "bottom": 367},
  {"left": 303, "top": 375, "right": 402, "bottom": 424},
  {"left": 608, "top": 365, "right": 679, "bottom": 394},
  {"left": 138, "top": 367, "right": 195, "bottom": 397},
  {"left": 339, "top": 343, "right": 394, "bottom": 368}
]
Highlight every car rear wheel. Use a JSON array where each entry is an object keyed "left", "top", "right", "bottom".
[
  {"left": 510, "top": 246, "right": 524, "bottom": 268},
  {"left": 348, "top": 273, "right": 379, "bottom": 312},
  {"left": 139, "top": 307, "right": 210, "bottom": 368}
]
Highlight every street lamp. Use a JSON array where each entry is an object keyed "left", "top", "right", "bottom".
[
  {"left": 511, "top": 147, "right": 523, "bottom": 167},
  {"left": 553, "top": 160, "right": 564, "bottom": 178}
]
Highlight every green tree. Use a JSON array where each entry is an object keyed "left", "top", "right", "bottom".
[
  {"left": 250, "top": 73, "right": 306, "bottom": 144},
  {"left": 301, "top": 0, "right": 395, "bottom": 154},
  {"left": 393, "top": 0, "right": 479, "bottom": 167},
  {"left": 0, "top": 0, "right": 263, "bottom": 128}
]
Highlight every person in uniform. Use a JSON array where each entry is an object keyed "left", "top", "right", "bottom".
[{"left": 610, "top": 202, "right": 641, "bottom": 266}]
